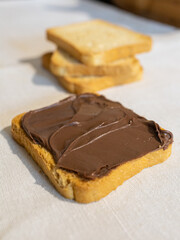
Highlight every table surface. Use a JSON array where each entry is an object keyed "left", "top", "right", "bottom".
[{"left": 1, "top": 1, "right": 180, "bottom": 240}]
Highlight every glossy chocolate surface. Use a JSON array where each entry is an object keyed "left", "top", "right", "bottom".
[{"left": 21, "top": 94, "right": 173, "bottom": 179}]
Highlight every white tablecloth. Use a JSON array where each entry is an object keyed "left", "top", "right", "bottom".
[{"left": 1, "top": 1, "right": 180, "bottom": 239}]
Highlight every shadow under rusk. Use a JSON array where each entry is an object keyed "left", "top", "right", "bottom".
[
  {"left": 45, "top": 1, "right": 177, "bottom": 34},
  {"left": 1, "top": 126, "right": 76, "bottom": 204},
  {"left": 20, "top": 56, "right": 65, "bottom": 91}
]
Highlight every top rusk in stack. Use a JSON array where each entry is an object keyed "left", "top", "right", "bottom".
[{"left": 43, "top": 19, "right": 152, "bottom": 93}]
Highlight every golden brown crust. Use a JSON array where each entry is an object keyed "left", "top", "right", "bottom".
[
  {"left": 42, "top": 52, "right": 52, "bottom": 70},
  {"left": 11, "top": 113, "right": 172, "bottom": 203}
]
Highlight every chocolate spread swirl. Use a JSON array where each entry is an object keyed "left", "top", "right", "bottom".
[{"left": 21, "top": 94, "right": 173, "bottom": 179}]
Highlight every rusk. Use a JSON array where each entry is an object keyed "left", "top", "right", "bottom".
[
  {"left": 42, "top": 52, "right": 143, "bottom": 94},
  {"left": 56, "top": 72, "right": 142, "bottom": 94},
  {"left": 12, "top": 113, "right": 172, "bottom": 203},
  {"left": 50, "top": 48, "right": 141, "bottom": 77},
  {"left": 47, "top": 19, "right": 152, "bottom": 65}
]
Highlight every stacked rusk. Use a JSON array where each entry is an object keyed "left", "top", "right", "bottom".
[{"left": 43, "top": 19, "right": 152, "bottom": 93}]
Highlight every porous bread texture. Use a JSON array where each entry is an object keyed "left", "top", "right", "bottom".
[
  {"left": 42, "top": 52, "right": 143, "bottom": 94},
  {"left": 47, "top": 19, "right": 152, "bottom": 65},
  {"left": 50, "top": 48, "right": 141, "bottom": 77},
  {"left": 12, "top": 113, "right": 172, "bottom": 203}
]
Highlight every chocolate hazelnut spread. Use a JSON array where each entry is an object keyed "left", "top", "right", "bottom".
[{"left": 21, "top": 94, "right": 173, "bottom": 179}]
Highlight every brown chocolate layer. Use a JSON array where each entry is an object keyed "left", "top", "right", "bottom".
[{"left": 21, "top": 94, "right": 173, "bottom": 179}]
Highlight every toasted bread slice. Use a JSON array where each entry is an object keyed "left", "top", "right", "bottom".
[
  {"left": 56, "top": 71, "right": 142, "bottom": 94},
  {"left": 50, "top": 48, "right": 141, "bottom": 77},
  {"left": 42, "top": 52, "right": 143, "bottom": 94},
  {"left": 12, "top": 113, "right": 172, "bottom": 203},
  {"left": 47, "top": 19, "right": 152, "bottom": 66}
]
